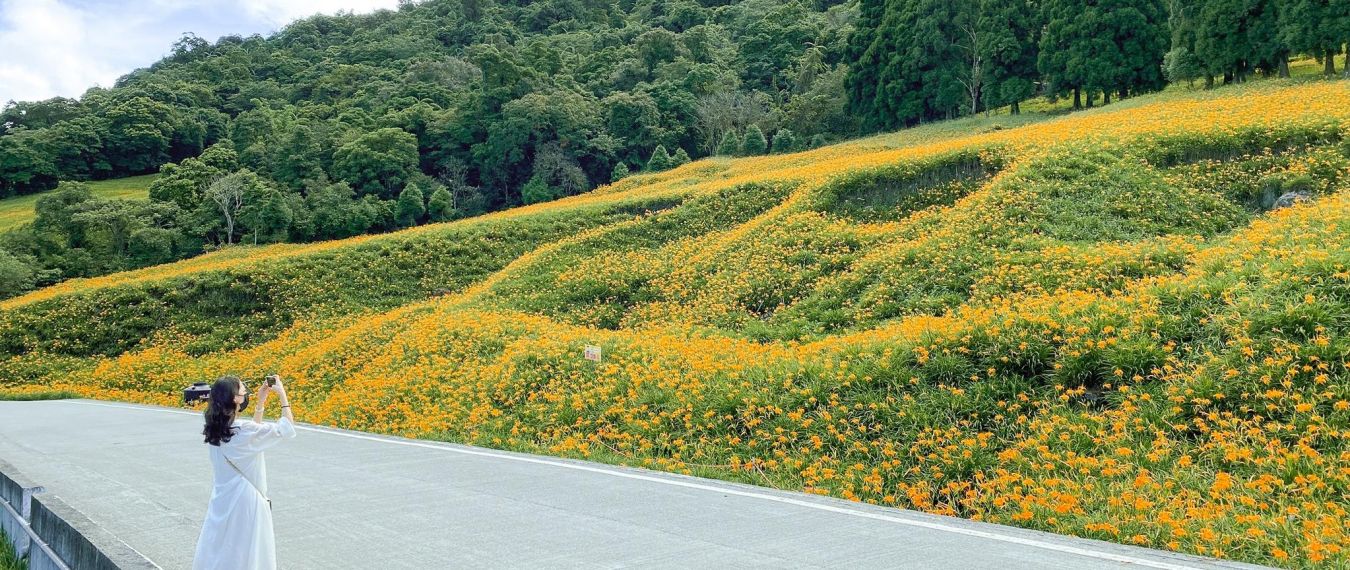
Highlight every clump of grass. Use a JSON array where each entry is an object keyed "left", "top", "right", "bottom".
[
  {"left": 0, "top": 525, "right": 28, "bottom": 570},
  {"left": 0, "top": 390, "right": 80, "bottom": 401}
]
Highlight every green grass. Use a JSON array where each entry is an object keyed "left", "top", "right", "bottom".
[
  {"left": 0, "top": 174, "right": 157, "bottom": 233},
  {"left": 0, "top": 390, "right": 80, "bottom": 401},
  {"left": 0, "top": 525, "right": 26, "bottom": 570}
]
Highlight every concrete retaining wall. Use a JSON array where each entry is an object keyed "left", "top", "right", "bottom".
[{"left": 0, "top": 459, "right": 157, "bottom": 570}]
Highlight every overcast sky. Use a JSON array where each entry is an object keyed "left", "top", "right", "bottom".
[{"left": 0, "top": 0, "right": 401, "bottom": 106}]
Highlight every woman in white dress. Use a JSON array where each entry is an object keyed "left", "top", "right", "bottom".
[{"left": 193, "top": 375, "right": 297, "bottom": 570}]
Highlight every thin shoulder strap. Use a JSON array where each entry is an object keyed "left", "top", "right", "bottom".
[{"left": 223, "top": 454, "right": 270, "bottom": 505}]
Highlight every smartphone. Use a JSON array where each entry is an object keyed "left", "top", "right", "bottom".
[{"left": 265, "top": 374, "right": 278, "bottom": 387}]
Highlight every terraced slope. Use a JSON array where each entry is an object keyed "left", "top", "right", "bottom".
[{"left": 3, "top": 79, "right": 1349, "bottom": 567}]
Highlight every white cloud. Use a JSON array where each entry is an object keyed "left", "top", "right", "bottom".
[
  {"left": 236, "top": 0, "right": 399, "bottom": 27},
  {"left": 0, "top": 0, "right": 126, "bottom": 104},
  {"left": 0, "top": 0, "right": 401, "bottom": 106}
]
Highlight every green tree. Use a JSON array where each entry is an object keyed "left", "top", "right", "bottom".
[
  {"left": 672, "top": 147, "right": 691, "bottom": 166},
  {"left": 475, "top": 90, "right": 609, "bottom": 197},
  {"left": 648, "top": 145, "right": 674, "bottom": 171},
  {"left": 0, "top": 129, "right": 58, "bottom": 197},
  {"left": 979, "top": 0, "right": 1041, "bottom": 113},
  {"left": 101, "top": 96, "right": 177, "bottom": 175},
  {"left": 239, "top": 185, "right": 295, "bottom": 244},
  {"left": 149, "top": 141, "right": 238, "bottom": 210},
  {"left": 521, "top": 176, "right": 556, "bottom": 204},
  {"left": 199, "top": 170, "right": 270, "bottom": 244},
  {"left": 1163, "top": 47, "right": 1204, "bottom": 86},
  {"left": 33, "top": 182, "right": 96, "bottom": 245},
  {"left": 612, "top": 161, "right": 631, "bottom": 182},
  {"left": 368, "top": 196, "right": 399, "bottom": 232},
  {"left": 602, "top": 91, "right": 668, "bottom": 167},
  {"left": 396, "top": 181, "right": 427, "bottom": 227},
  {"left": 128, "top": 227, "right": 179, "bottom": 265},
  {"left": 332, "top": 127, "right": 420, "bottom": 198},
  {"left": 636, "top": 28, "right": 682, "bottom": 72},
  {"left": 741, "top": 125, "right": 768, "bottom": 155},
  {"left": 772, "top": 129, "right": 798, "bottom": 153},
  {"left": 71, "top": 199, "right": 142, "bottom": 258},
  {"left": 45, "top": 116, "right": 111, "bottom": 180},
  {"left": 426, "top": 185, "right": 455, "bottom": 222},
  {"left": 306, "top": 182, "right": 369, "bottom": 240},
  {"left": 1195, "top": 0, "right": 1286, "bottom": 83},
  {"left": 717, "top": 131, "right": 740, "bottom": 156},
  {"left": 1279, "top": 0, "right": 1349, "bottom": 76},
  {"left": 0, "top": 249, "right": 37, "bottom": 298},
  {"left": 1041, "top": 0, "right": 1168, "bottom": 107}
]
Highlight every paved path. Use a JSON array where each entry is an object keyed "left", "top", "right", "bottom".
[{"left": 0, "top": 399, "right": 1268, "bottom": 569}]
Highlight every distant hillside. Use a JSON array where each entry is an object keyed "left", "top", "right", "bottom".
[
  {"left": 3, "top": 78, "right": 1349, "bottom": 567},
  {"left": 0, "top": 0, "right": 858, "bottom": 202},
  {"left": 0, "top": 174, "right": 155, "bottom": 233},
  {"left": 0, "top": 0, "right": 859, "bottom": 299}
]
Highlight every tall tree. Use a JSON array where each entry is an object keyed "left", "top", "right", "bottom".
[
  {"left": 396, "top": 181, "right": 427, "bottom": 227},
  {"left": 979, "top": 0, "right": 1042, "bottom": 113},
  {"left": 1279, "top": 0, "right": 1350, "bottom": 76},
  {"left": 1195, "top": 0, "right": 1286, "bottom": 83},
  {"left": 741, "top": 125, "right": 768, "bottom": 156},
  {"left": 426, "top": 185, "right": 455, "bottom": 222},
  {"left": 1041, "top": 0, "right": 1168, "bottom": 108},
  {"left": 202, "top": 172, "right": 249, "bottom": 244}
]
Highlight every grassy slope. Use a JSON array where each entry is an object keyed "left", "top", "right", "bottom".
[
  {"left": 2, "top": 78, "right": 1350, "bottom": 567},
  {"left": 0, "top": 174, "right": 157, "bottom": 233}
]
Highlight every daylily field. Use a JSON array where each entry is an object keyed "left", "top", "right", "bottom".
[{"left": 3, "top": 79, "right": 1349, "bottom": 567}]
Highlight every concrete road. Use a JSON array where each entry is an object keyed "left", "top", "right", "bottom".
[{"left": 0, "top": 399, "right": 1268, "bottom": 569}]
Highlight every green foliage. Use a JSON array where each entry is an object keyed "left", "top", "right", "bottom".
[
  {"left": 332, "top": 128, "right": 420, "bottom": 199},
  {"left": 149, "top": 142, "right": 237, "bottom": 210},
  {"left": 772, "top": 129, "right": 798, "bottom": 154},
  {"left": 0, "top": 523, "right": 26, "bottom": 569},
  {"left": 396, "top": 181, "right": 427, "bottom": 227},
  {"left": 1163, "top": 47, "right": 1204, "bottom": 86},
  {"left": 1040, "top": 0, "right": 1168, "bottom": 106},
  {"left": 0, "top": 390, "right": 79, "bottom": 402},
  {"left": 1278, "top": 0, "right": 1350, "bottom": 76},
  {"left": 0, "top": 129, "right": 59, "bottom": 197},
  {"left": 0, "top": 249, "right": 37, "bottom": 296},
  {"left": 741, "top": 125, "right": 768, "bottom": 156},
  {"left": 611, "top": 162, "right": 631, "bottom": 183},
  {"left": 716, "top": 131, "right": 740, "bottom": 156},
  {"left": 671, "top": 147, "right": 691, "bottom": 166},
  {"left": 1195, "top": 0, "right": 1285, "bottom": 81},
  {"left": 239, "top": 183, "right": 295, "bottom": 244},
  {"left": 521, "top": 176, "right": 556, "bottom": 205},
  {"left": 426, "top": 185, "right": 455, "bottom": 222},
  {"left": 0, "top": 196, "right": 673, "bottom": 357},
  {"left": 0, "top": 179, "right": 194, "bottom": 299},
  {"left": 307, "top": 182, "right": 373, "bottom": 240},
  {"left": 647, "top": 145, "right": 674, "bottom": 171}
]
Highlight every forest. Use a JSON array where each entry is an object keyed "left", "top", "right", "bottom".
[{"left": 0, "top": 0, "right": 1345, "bottom": 299}]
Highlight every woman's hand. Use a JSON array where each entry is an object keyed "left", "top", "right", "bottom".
[{"left": 270, "top": 376, "right": 294, "bottom": 423}]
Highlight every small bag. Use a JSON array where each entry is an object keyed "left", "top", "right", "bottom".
[{"left": 224, "top": 455, "right": 272, "bottom": 511}]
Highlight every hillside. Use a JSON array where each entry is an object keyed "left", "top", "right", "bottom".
[
  {"left": 0, "top": 0, "right": 864, "bottom": 301},
  {"left": 3, "top": 78, "right": 1349, "bottom": 567},
  {"left": 0, "top": 175, "right": 156, "bottom": 233}
]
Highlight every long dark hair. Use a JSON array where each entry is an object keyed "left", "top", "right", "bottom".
[{"left": 202, "top": 376, "right": 244, "bottom": 446}]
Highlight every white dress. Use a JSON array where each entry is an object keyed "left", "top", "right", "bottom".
[{"left": 193, "top": 417, "right": 297, "bottom": 570}]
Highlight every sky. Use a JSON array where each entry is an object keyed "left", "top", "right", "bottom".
[{"left": 0, "top": 0, "right": 402, "bottom": 106}]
